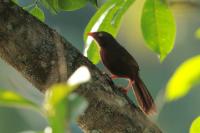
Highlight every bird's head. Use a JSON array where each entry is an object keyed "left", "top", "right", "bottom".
[{"left": 87, "top": 31, "right": 115, "bottom": 48}]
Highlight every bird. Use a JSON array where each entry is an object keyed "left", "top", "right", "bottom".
[{"left": 87, "top": 31, "right": 156, "bottom": 114}]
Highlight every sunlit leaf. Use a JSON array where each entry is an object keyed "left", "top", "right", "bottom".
[
  {"left": 44, "top": 66, "right": 90, "bottom": 108},
  {"left": 84, "top": 0, "right": 135, "bottom": 64},
  {"left": 58, "top": 0, "right": 89, "bottom": 11},
  {"left": 141, "top": 0, "right": 176, "bottom": 61},
  {"left": 48, "top": 100, "right": 66, "bottom": 133},
  {"left": 44, "top": 66, "right": 90, "bottom": 132},
  {"left": 44, "top": 84, "right": 72, "bottom": 109},
  {"left": 0, "top": 89, "right": 37, "bottom": 108},
  {"left": 44, "top": 84, "right": 74, "bottom": 132},
  {"left": 190, "top": 116, "right": 200, "bottom": 133},
  {"left": 47, "top": 93, "right": 88, "bottom": 132},
  {"left": 30, "top": 5, "right": 45, "bottom": 22},
  {"left": 85, "top": 43, "right": 100, "bottom": 64},
  {"left": 44, "top": 126, "right": 53, "bottom": 133},
  {"left": 195, "top": 28, "right": 200, "bottom": 39},
  {"left": 166, "top": 55, "right": 200, "bottom": 101},
  {"left": 67, "top": 66, "right": 91, "bottom": 86}
]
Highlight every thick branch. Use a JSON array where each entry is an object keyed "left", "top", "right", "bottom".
[{"left": 0, "top": 1, "right": 161, "bottom": 133}]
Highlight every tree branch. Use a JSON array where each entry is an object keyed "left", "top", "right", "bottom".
[{"left": 0, "top": 1, "right": 161, "bottom": 133}]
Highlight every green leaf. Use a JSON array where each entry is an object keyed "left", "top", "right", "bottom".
[
  {"left": 58, "top": 0, "right": 89, "bottom": 11},
  {"left": 84, "top": 0, "right": 135, "bottom": 64},
  {"left": 44, "top": 84, "right": 75, "bottom": 108},
  {"left": 46, "top": 93, "right": 88, "bottom": 132},
  {"left": 23, "top": 4, "right": 34, "bottom": 11},
  {"left": 48, "top": 100, "right": 67, "bottom": 133},
  {"left": 68, "top": 93, "right": 88, "bottom": 122},
  {"left": 12, "top": 0, "right": 19, "bottom": 4},
  {"left": 0, "top": 89, "right": 37, "bottom": 108},
  {"left": 44, "top": 66, "right": 90, "bottom": 107},
  {"left": 141, "top": 0, "right": 176, "bottom": 61},
  {"left": 30, "top": 5, "right": 45, "bottom": 22},
  {"left": 44, "top": 66, "right": 90, "bottom": 132},
  {"left": 89, "top": 0, "right": 98, "bottom": 7},
  {"left": 85, "top": 43, "right": 100, "bottom": 64},
  {"left": 195, "top": 28, "right": 200, "bottom": 39},
  {"left": 165, "top": 55, "right": 200, "bottom": 101},
  {"left": 44, "top": 84, "right": 76, "bottom": 132},
  {"left": 190, "top": 116, "right": 200, "bottom": 133},
  {"left": 47, "top": 0, "right": 58, "bottom": 10},
  {"left": 40, "top": 0, "right": 58, "bottom": 14}
]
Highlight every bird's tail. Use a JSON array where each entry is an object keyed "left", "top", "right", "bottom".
[{"left": 132, "top": 76, "right": 156, "bottom": 115}]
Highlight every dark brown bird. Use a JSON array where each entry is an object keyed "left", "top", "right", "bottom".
[{"left": 88, "top": 31, "right": 156, "bottom": 114}]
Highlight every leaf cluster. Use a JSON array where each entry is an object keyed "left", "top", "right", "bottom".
[{"left": 0, "top": 66, "right": 90, "bottom": 132}]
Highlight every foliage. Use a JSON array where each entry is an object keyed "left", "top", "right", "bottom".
[
  {"left": 165, "top": 55, "right": 200, "bottom": 101},
  {"left": 89, "top": 0, "right": 98, "bottom": 7},
  {"left": 44, "top": 84, "right": 88, "bottom": 132},
  {"left": 0, "top": 89, "right": 37, "bottom": 108},
  {"left": 14, "top": 0, "right": 98, "bottom": 21},
  {"left": 165, "top": 54, "right": 200, "bottom": 132},
  {"left": 190, "top": 116, "right": 200, "bottom": 133},
  {"left": 0, "top": 66, "right": 90, "bottom": 132},
  {"left": 45, "top": 0, "right": 89, "bottom": 11},
  {"left": 195, "top": 28, "right": 200, "bottom": 39},
  {"left": 141, "top": 0, "right": 176, "bottom": 61},
  {"left": 83, "top": 0, "right": 135, "bottom": 64},
  {"left": 29, "top": 5, "right": 45, "bottom": 22}
]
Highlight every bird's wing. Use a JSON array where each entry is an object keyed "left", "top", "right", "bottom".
[{"left": 118, "top": 46, "right": 140, "bottom": 71}]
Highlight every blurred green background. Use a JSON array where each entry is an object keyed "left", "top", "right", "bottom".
[{"left": 0, "top": 0, "right": 200, "bottom": 132}]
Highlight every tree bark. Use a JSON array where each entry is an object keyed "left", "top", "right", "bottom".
[{"left": 0, "top": 1, "right": 161, "bottom": 133}]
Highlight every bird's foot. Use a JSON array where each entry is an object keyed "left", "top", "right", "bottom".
[
  {"left": 121, "top": 80, "right": 134, "bottom": 94},
  {"left": 102, "top": 72, "right": 118, "bottom": 80},
  {"left": 110, "top": 75, "right": 118, "bottom": 79},
  {"left": 121, "top": 88, "right": 129, "bottom": 94},
  {"left": 102, "top": 72, "right": 115, "bottom": 86},
  {"left": 102, "top": 72, "right": 111, "bottom": 80}
]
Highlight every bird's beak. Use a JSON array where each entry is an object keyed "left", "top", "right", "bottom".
[{"left": 87, "top": 32, "right": 94, "bottom": 37}]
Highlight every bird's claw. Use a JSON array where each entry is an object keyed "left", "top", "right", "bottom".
[
  {"left": 121, "top": 88, "right": 128, "bottom": 94},
  {"left": 102, "top": 72, "right": 111, "bottom": 79}
]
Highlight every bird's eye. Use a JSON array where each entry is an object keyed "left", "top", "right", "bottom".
[{"left": 98, "top": 33, "right": 103, "bottom": 37}]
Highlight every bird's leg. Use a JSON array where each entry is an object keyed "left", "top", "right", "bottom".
[
  {"left": 111, "top": 74, "right": 118, "bottom": 79},
  {"left": 102, "top": 72, "right": 118, "bottom": 81},
  {"left": 122, "top": 80, "right": 134, "bottom": 94}
]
